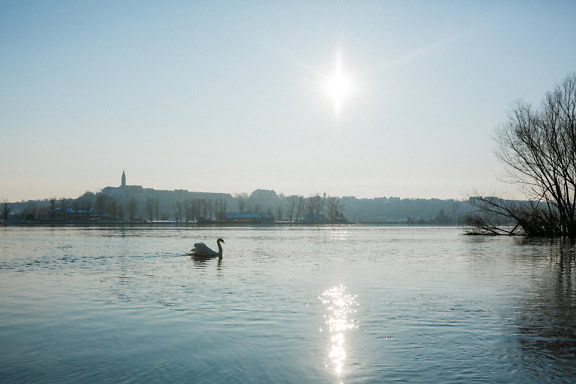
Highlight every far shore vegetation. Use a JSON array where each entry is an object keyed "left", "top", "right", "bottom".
[{"left": 2, "top": 188, "right": 476, "bottom": 226}]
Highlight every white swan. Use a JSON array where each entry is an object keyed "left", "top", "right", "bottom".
[{"left": 190, "top": 238, "right": 224, "bottom": 259}]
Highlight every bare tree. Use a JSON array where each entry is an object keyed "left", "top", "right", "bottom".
[
  {"left": 235, "top": 193, "right": 248, "bottom": 213},
  {"left": 471, "top": 73, "right": 576, "bottom": 237},
  {"left": 199, "top": 199, "right": 210, "bottom": 219},
  {"left": 174, "top": 201, "right": 183, "bottom": 222},
  {"left": 464, "top": 214, "right": 518, "bottom": 236},
  {"left": 187, "top": 199, "right": 200, "bottom": 222},
  {"left": 21, "top": 202, "right": 38, "bottom": 220},
  {"left": 214, "top": 198, "right": 227, "bottom": 220},
  {"left": 107, "top": 199, "right": 118, "bottom": 219},
  {"left": 60, "top": 198, "right": 71, "bottom": 219},
  {"left": 286, "top": 195, "right": 298, "bottom": 222},
  {"left": 465, "top": 197, "right": 542, "bottom": 236},
  {"left": 146, "top": 199, "right": 154, "bottom": 222},
  {"left": 184, "top": 199, "right": 202, "bottom": 222},
  {"left": 306, "top": 194, "right": 324, "bottom": 220},
  {"left": 449, "top": 200, "right": 461, "bottom": 224},
  {"left": 95, "top": 194, "right": 110, "bottom": 216},
  {"left": 208, "top": 199, "right": 214, "bottom": 220},
  {"left": 48, "top": 197, "right": 57, "bottom": 219},
  {"left": 128, "top": 198, "right": 138, "bottom": 221},
  {"left": 74, "top": 191, "right": 95, "bottom": 219},
  {"left": 326, "top": 197, "right": 342, "bottom": 223},
  {"left": 2, "top": 200, "right": 10, "bottom": 222},
  {"left": 295, "top": 195, "right": 305, "bottom": 222}
]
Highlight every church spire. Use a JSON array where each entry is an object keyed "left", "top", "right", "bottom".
[{"left": 121, "top": 170, "right": 126, "bottom": 188}]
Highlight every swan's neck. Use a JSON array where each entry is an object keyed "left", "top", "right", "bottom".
[{"left": 217, "top": 242, "right": 223, "bottom": 257}]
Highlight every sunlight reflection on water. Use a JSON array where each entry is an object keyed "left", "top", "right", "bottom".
[{"left": 320, "top": 285, "right": 359, "bottom": 381}]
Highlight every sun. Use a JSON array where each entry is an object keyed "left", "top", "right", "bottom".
[{"left": 324, "top": 51, "right": 355, "bottom": 116}]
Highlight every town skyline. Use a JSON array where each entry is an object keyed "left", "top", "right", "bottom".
[{"left": 6, "top": 169, "right": 474, "bottom": 225}]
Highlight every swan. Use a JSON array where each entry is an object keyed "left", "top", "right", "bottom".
[{"left": 190, "top": 238, "right": 225, "bottom": 259}]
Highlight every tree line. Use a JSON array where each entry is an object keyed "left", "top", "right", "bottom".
[{"left": 2, "top": 189, "right": 477, "bottom": 224}]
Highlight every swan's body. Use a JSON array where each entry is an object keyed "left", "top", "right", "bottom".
[{"left": 190, "top": 238, "right": 224, "bottom": 259}]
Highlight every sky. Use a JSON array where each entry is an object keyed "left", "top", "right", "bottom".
[{"left": 1, "top": 0, "right": 576, "bottom": 202}]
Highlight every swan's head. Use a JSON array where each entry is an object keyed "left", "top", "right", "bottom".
[{"left": 217, "top": 238, "right": 225, "bottom": 244}]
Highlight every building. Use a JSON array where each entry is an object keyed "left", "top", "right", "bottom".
[{"left": 102, "top": 171, "right": 144, "bottom": 195}]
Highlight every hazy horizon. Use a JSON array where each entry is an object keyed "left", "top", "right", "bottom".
[{"left": 2, "top": 1, "right": 576, "bottom": 202}]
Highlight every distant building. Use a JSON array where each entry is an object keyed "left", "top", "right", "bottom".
[
  {"left": 98, "top": 171, "right": 233, "bottom": 221},
  {"left": 102, "top": 171, "right": 144, "bottom": 195}
]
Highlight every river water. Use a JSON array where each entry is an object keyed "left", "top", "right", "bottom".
[{"left": 0, "top": 226, "right": 575, "bottom": 383}]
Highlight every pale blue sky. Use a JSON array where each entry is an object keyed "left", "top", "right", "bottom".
[{"left": 1, "top": 1, "right": 575, "bottom": 201}]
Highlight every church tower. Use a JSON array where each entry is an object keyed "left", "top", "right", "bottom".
[{"left": 121, "top": 170, "right": 126, "bottom": 188}]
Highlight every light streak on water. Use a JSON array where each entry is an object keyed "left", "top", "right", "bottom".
[{"left": 320, "top": 285, "right": 359, "bottom": 380}]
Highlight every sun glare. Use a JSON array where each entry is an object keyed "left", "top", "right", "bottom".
[{"left": 324, "top": 51, "right": 355, "bottom": 116}]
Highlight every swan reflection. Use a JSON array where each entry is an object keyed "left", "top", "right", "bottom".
[{"left": 320, "top": 285, "right": 358, "bottom": 379}]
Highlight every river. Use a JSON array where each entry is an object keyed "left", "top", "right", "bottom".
[{"left": 0, "top": 226, "right": 575, "bottom": 383}]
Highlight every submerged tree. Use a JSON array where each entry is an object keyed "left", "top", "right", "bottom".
[{"left": 470, "top": 73, "right": 576, "bottom": 238}]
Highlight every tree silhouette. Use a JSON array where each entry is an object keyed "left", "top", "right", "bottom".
[{"left": 470, "top": 73, "right": 576, "bottom": 237}]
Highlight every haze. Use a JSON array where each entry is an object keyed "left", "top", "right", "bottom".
[{"left": 1, "top": 1, "right": 575, "bottom": 202}]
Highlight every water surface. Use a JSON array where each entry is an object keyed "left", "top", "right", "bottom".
[{"left": 1, "top": 226, "right": 575, "bottom": 383}]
